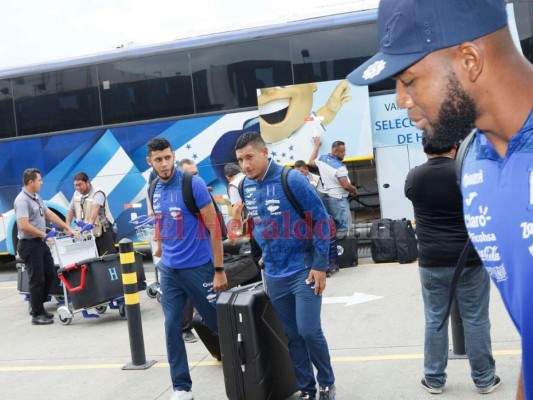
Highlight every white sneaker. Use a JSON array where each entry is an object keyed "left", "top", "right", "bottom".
[{"left": 170, "top": 389, "right": 194, "bottom": 400}]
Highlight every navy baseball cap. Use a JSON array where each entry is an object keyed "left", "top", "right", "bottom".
[{"left": 347, "top": 0, "right": 508, "bottom": 86}]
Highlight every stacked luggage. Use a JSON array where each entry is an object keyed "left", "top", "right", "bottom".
[{"left": 370, "top": 218, "right": 418, "bottom": 263}]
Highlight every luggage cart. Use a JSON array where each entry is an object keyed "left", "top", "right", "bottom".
[
  {"left": 134, "top": 219, "right": 161, "bottom": 302},
  {"left": 50, "top": 232, "right": 115, "bottom": 325}
]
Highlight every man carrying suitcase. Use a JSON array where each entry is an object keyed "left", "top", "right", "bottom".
[
  {"left": 147, "top": 137, "right": 227, "bottom": 400},
  {"left": 235, "top": 132, "right": 336, "bottom": 400}
]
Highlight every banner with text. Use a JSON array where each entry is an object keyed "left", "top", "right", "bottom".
[{"left": 370, "top": 93, "right": 423, "bottom": 148}]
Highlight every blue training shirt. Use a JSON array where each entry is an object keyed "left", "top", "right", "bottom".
[
  {"left": 153, "top": 169, "right": 213, "bottom": 269},
  {"left": 462, "top": 110, "right": 533, "bottom": 398},
  {"left": 242, "top": 160, "right": 331, "bottom": 277}
]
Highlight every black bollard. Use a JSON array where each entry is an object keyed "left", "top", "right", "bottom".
[
  {"left": 449, "top": 296, "right": 467, "bottom": 359},
  {"left": 119, "top": 238, "right": 156, "bottom": 370}
]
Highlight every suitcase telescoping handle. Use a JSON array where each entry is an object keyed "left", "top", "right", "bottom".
[
  {"left": 57, "top": 263, "right": 88, "bottom": 293},
  {"left": 237, "top": 333, "right": 246, "bottom": 372}
]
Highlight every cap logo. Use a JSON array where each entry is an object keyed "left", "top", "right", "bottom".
[
  {"left": 362, "top": 60, "right": 386, "bottom": 81},
  {"left": 381, "top": 12, "right": 402, "bottom": 48}
]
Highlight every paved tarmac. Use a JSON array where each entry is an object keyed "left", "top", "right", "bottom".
[{"left": 0, "top": 255, "right": 521, "bottom": 400}]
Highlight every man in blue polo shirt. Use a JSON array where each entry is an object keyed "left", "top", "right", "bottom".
[
  {"left": 309, "top": 137, "right": 358, "bottom": 236},
  {"left": 347, "top": 0, "right": 533, "bottom": 398},
  {"left": 146, "top": 137, "right": 227, "bottom": 400}
]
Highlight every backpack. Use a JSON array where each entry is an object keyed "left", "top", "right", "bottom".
[
  {"left": 238, "top": 166, "right": 305, "bottom": 219},
  {"left": 148, "top": 171, "right": 228, "bottom": 241},
  {"left": 238, "top": 166, "right": 337, "bottom": 269}
]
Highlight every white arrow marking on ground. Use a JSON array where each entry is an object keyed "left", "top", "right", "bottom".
[{"left": 322, "top": 292, "right": 383, "bottom": 307}]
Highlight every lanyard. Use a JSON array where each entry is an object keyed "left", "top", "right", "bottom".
[{"left": 24, "top": 191, "right": 44, "bottom": 216}]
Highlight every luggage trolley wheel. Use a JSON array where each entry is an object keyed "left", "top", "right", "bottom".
[
  {"left": 118, "top": 304, "right": 126, "bottom": 318},
  {"left": 156, "top": 291, "right": 162, "bottom": 304},
  {"left": 146, "top": 282, "right": 159, "bottom": 298},
  {"left": 57, "top": 305, "right": 73, "bottom": 326},
  {"left": 95, "top": 305, "right": 107, "bottom": 314}
]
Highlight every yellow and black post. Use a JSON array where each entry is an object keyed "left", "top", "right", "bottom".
[{"left": 119, "top": 238, "right": 156, "bottom": 370}]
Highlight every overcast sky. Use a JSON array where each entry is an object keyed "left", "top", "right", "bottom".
[{"left": 0, "top": 0, "right": 377, "bottom": 70}]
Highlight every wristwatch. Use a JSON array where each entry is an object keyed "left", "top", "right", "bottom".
[{"left": 214, "top": 266, "right": 224, "bottom": 272}]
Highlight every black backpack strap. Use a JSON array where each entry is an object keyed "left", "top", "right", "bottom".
[
  {"left": 182, "top": 171, "right": 228, "bottom": 240},
  {"left": 148, "top": 176, "right": 160, "bottom": 206},
  {"left": 239, "top": 166, "right": 305, "bottom": 220},
  {"left": 182, "top": 171, "right": 200, "bottom": 216},
  {"left": 437, "top": 239, "right": 471, "bottom": 331},
  {"left": 455, "top": 129, "right": 476, "bottom": 186},
  {"left": 281, "top": 166, "right": 305, "bottom": 219},
  {"left": 238, "top": 176, "right": 245, "bottom": 204},
  {"left": 438, "top": 129, "right": 476, "bottom": 330}
]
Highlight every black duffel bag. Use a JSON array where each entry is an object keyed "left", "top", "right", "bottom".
[{"left": 224, "top": 254, "right": 260, "bottom": 289}]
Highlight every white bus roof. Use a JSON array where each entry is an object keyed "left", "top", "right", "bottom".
[{"left": 0, "top": 1, "right": 378, "bottom": 79}]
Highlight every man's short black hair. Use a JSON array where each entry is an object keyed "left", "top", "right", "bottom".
[
  {"left": 147, "top": 137, "right": 172, "bottom": 155},
  {"left": 235, "top": 131, "right": 265, "bottom": 151},
  {"left": 332, "top": 141, "right": 345, "bottom": 149},
  {"left": 22, "top": 168, "right": 41, "bottom": 186},
  {"left": 178, "top": 158, "right": 195, "bottom": 167},
  {"left": 224, "top": 163, "right": 241, "bottom": 177},
  {"left": 73, "top": 172, "right": 89, "bottom": 182},
  {"left": 293, "top": 160, "right": 309, "bottom": 169},
  {"left": 422, "top": 133, "right": 455, "bottom": 155}
]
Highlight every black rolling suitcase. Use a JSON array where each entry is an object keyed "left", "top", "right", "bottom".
[
  {"left": 192, "top": 312, "right": 221, "bottom": 361},
  {"left": 337, "top": 234, "right": 358, "bottom": 268},
  {"left": 393, "top": 218, "right": 418, "bottom": 263},
  {"left": 217, "top": 282, "right": 298, "bottom": 400},
  {"left": 17, "top": 263, "right": 64, "bottom": 296},
  {"left": 370, "top": 219, "right": 397, "bottom": 263}
]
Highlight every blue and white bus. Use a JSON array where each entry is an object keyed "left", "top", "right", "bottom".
[{"left": 0, "top": 1, "right": 531, "bottom": 257}]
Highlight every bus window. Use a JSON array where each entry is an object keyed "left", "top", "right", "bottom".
[
  {"left": 13, "top": 66, "right": 100, "bottom": 136},
  {"left": 291, "top": 23, "right": 395, "bottom": 92},
  {"left": 0, "top": 79, "right": 15, "bottom": 139},
  {"left": 190, "top": 37, "right": 292, "bottom": 112},
  {"left": 291, "top": 23, "right": 378, "bottom": 83},
  {"left": 98, "top": 52, "right": 194, "bottom": 124}
]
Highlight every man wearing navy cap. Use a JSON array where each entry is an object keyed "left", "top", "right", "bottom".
[{"left": 347, "top": 0, "right": 533, "bottom": 398}]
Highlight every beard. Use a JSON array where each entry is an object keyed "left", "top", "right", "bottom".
[
  {"left": 158, "top": 165, "right": 175, "bottom": 181},
  {"left": 426, "top": 72, "right": 477, "bottom": 148}
]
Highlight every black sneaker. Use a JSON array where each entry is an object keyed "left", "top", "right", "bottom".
[
  {"left": 31, "top": 315, "right": 54, "bottom": 325},
  {"left": 421, "top": 378, "right": 443, "bottom": 394},
  {"left": 298, "top": 391, "right": 315, "bottom": 400},
  {"left": 477, "top": 375, "right": 501, "bottom": 394},
  {"left": 319, "top": 385, "right": 336, "bottom": 400}
]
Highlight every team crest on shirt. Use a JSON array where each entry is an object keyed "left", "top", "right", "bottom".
[
  {"left": 169, "top": 206, "right": 182, "bottom": 220},
  {"left": 265, "top": 199, "right": 281, "bottom": 215}
]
